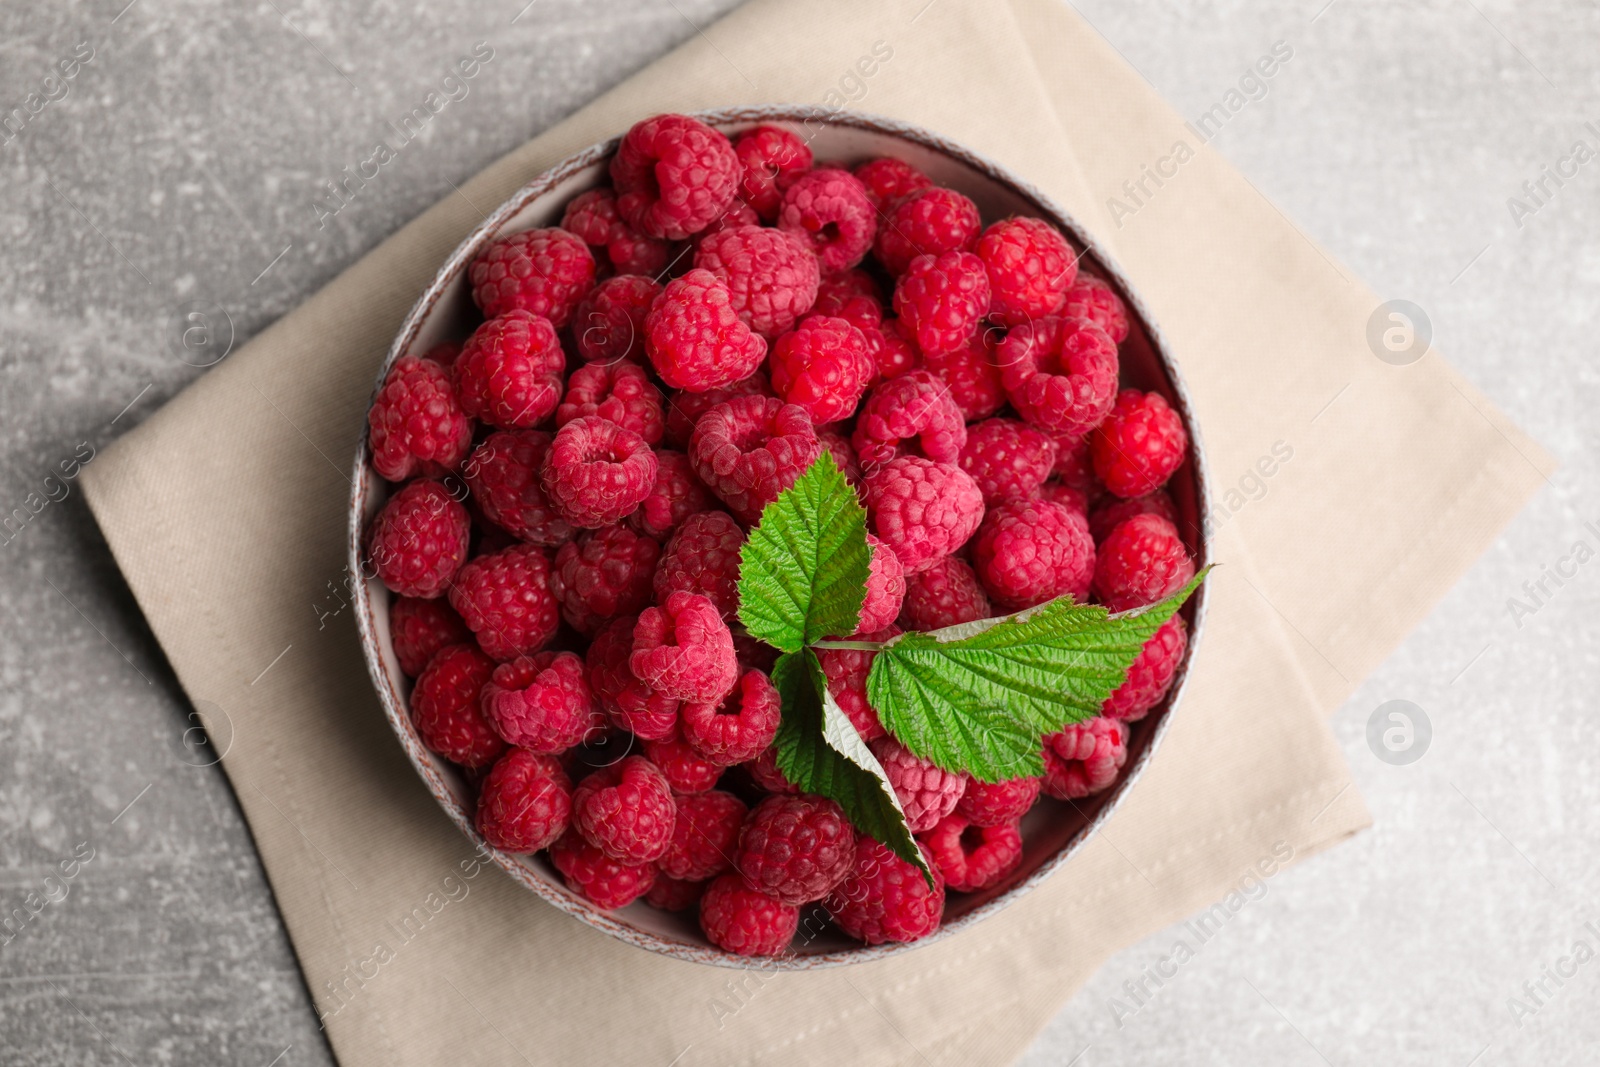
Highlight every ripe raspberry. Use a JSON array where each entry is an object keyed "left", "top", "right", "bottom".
[
  {"left": 644, "top": 268, "right": 768, "bottom": 392},
  {"left": 640, "top": 735, "right": 720, "bottom": 795},
  {"left": 556, "top": 361, "right": 664, "bottom": 446},
  {"left": 469, "top": 228, "right": 596, "bottom": 327},
  {"left": 920, "top": 333, "right": 1003, "bottom": 422},
  {"left": 898, "top": 555, "right": 991, "bottom": 631},
  {"left": 870, "top": 737, "right": 968, "bottom": 832},
  {"left": 875, "top": 187, "right": 981, "bottom": 276},
  {"left": 448, "top": 543, "right": 560, "bottom": 661},
  {"left": 626, "top": 449, "right": 710, "bottom": 541},
  {"left": 1041, "top": 717, "right": 1128, "bottom": 799},
  {"left": 972, "top": 500, "right": 1094, "bottom": 609},
  {"left": 586, "top": 615, "right": 680, "bottom": 740},
  {"left": 958, "top": 417, "right": 1059, "bottom": 506},
  {"left": 743, "top": 744, "right": 799, "bottom": 795},
  {"left": 769, "top": 315, "right": 874, "bottom": 425},
  {"left": 700, "top": 872, "right": 798, "bottom": 956},
  {"left": 695, "top": 225, "right": 820, "bottom": 339},
  {"left": 1103, "top": 615, "right": 1187, "bottom": 721},
  {"left": 996, "top": 317, "right": 1119, "bottom": 437},
  {"left": 476, "top": 748, "right": 572, "bottom": 852},
  {"left": 389, "top": 595, "right": 471, "bottom": 676},
  {"left": 1092, "top": 513, "right": 1195, "bottom": 612},
  {"left": 1088, "top": 489, "right": 1178, "bottom": 544},
  {"left": 609, "top": 113, "right": 740, "bottom": 240},
  {"left": 540, "top": 415, "right": 658, "bottom": 529},
  {"left": 422, "top": 341, "right": 463, "bottom": 370},
  {"left": 853, "top": 156, "right": 933, "bottom": 212},
  {"left": 851, "top": 535, "right": 906, "bottom": 636},
  {"left": 733, "top": 631, "right": 779, "bottom": 674},
  {"left": 816, "top": 627, "right": 897, "bottom": 742},
  {"left": 777, "top": 167, "right": 876, "bottom": 273},
  {"left": 454, "top": 310, "right": 566, "bottom": 429},
  {"left": 571, "top": 274, "right": 661, "bottom": 365},
  {"left": 736, "top": 794, "right": 856, "bottom": 905},
  {"left": 646, "top": 875, "right": 705, "bottom": 912},
  {"left": 863, "top": 456, "right": 985, "bottom": 574},
  {"left": 653, "top": 510, "right": 743, "bottom": 618},
  {"left": 549, "top": 828, "right": 658, "bottom": 909},
  {"left": 851, "top": 369, "right": 966, "bottom": 467},
  {"left": 921, "top": 814, "right": 1022, "bottom": 893},
  {"left": 1050, "top": 430, "right": 1098, "bottom": 492},
  {"left": 691, "top": 198, "right": 761, "bottom": 244},
  {"left": 1037, "top": 480, "right": 1090, "bottom": 514},
  {"left": 977, "top": 217, "right": 1077, "bottom": 326},
  {"left": 688, "top": 395, "right": 821, "bottom": 524},
  {"left": 818, "top": 428, "right": 862, "bottom": 488},
  {"left": 662, "top": 369, "right": 772, "bottom": 449},
  {"left": 681, "top": 668, "right": 781, "bottom": 766},
  {"left": 661, "top": 789, "right": 747, "bottom": 881},
  {"left": 955, "top": 775, "right": 1041, "bottom": 827},
  {"left": 549, "top": 525, "right": 660, "bottom": 635},
  {"left": 571, "top": 755, "right": 675, "bottom": 864},
  {"left": 1090, "top": 389, "right": 1188, "bottom": 499},
  {"left": 368, "top": 356, "right": 472, "bottom": 482},
  {"left": 411, "top": 643, "right": 505, "bottom": 767},
  {"left": 369, "top": 479, "right": 470, "bottom": 599},
  {"left": 895, "top": 251, "right": 990, "bottom": 357},
  {"left": 812, "top": 268, "right": 883, "bottom": 330},
  {"left": 464, "top": 430, "right": 576, "bottom": 547},
  {"left": 481, "top": 650, "right": 601, "bottom": 754},
  {"left": 631, "top": 591, "right": 739, "bottom": 704},
  {"left": 863, "top": 318, "right": 920, "bottom": 382},
  {"left": 733, "top": 125, "right": 812, "bottom": 220},
  {"left": 1061, "top": 272, "right": 1130, "bottom": 343},
  {"left": 824, "top": 839, "right": 944, "bottom": 945},
  {"left": 560, "top": 187, "right": 670, "bottom": 277}
]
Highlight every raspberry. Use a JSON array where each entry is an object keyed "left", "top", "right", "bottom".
[
  {"left": 1090, "top": 389, "right": 1188, "bottom": 498},
  {"left": 733, "top": 631, "right": 779, "bottom": 674},
  {"left": 898, "top": 556, "right": 991, "bottom": 631},
  {"left": 996, "top": 317, "right": 1119, "bottom": 437},
  {"left": 631, "top": 591, "right": 739, "bottom": 704},
  {"left": 1088, "top": 489, "right": 1178, "bottom": 544},
  {"left": 653, "top": 510, "right": 743, "bottom": 618},
  {"left": 389, "top": 595, "right": 471, "bottom": 676},
  {"left": 733, "top": 125, "right": 812, "bottom": 220},
  {"left": 924, "top": 331, "right": 1005, "bottom": 421},
  {"left": 972, "top": 500, "right": 1094, "bottom": 609},
  {"left": 643, "top": 734, "right": 725, "bottom": 794},
  {"left": 863, "top": 318, "right": 920, "bottom": 382},
  {"left": 692, "top": 198, "right": 761, "bottom": 243},
  {"left": 777, "top": 167, "right": 876, "bottom": 273},
  {"left": 540, "top": 415, "right": 658, "bottom": 529},
  {"left": 894, "top": 251, "right": 990, "bottom": 357},
  {"left": 454, "top": 310, "right": 566, "bottom": 429},
  {"left": 469, "top": 228, "right": 596, "bottom": 327},
  {"left": 368, "top": 356, "right": 472, "bottom": 482},
  {"left": 661, "top": 789, "right": 747, "bottom": 881},
  {"left": 853, "top": 156, "right": 933, "bottom": 211},
  {"left": 626, "top": 449, "right": 710, "bottom": 541},
  {"left": 688, "top": 395, "right": 821, "bottom": 524},
  {"left": 1061, "top": 273, "right": 1130, "bottom": 343},
  {"left": 481, "top": 650, "right": 601, "bottom": 754},
  {"left": 851, "top": 370, "right": 967, "bottom": 467},
  {"left": 824, "top": 839, "right": 944, "bottom": 946},
  {"left": 476, "top": 748, "right": 572, "bottom": 852},
  {"left": 586, "top": 615, "right": 680, "bottom": 741},
  {"left": 769, "top": 315, "right": 874, "bottom": 425},
  {"left": 818, "top": 428, "right": 862, "bottom": 488},
  {"left": 550, "top": 525, "right": 660, "bottom": 634},
  {"left": 955, "top": 775, "right": 1041, "bottom": 827},
  {"left": 663, "top": 369, "right": 772, "bottom": 449},
  {"left": 976, "top": 217, "right": 1077, "bottom": 326},
  {"left": 1037, "top": 480, "right": 1090, "bottom": 514},
  {"left": 549, "top": 829, "right": 658, "bottom": 909},
  {"left": 448, "top": 543, "right": 560, "bottom": 661},
  {"left": 816, "top": 627, "right": 897, "bottom": 742},
  {"left": 411, "top": 643, "right": 505, "bottom": 767},
  {"left": 560, "top": 188, "right": 670, "bottom": 277},
  {"left": 921, "top": 814, "right": 1022, "bottom": 893},
  {"left": 681, "top": 668, "right": 781, "bottom": 766},
  {"left": 571, "top": 274, "right": 661, "bottom": 365},
  {"left": 1041, "top": 717, "right": 1128, "bottom": 799},
  {"left": 464, "top": 431, "right": 577, "bottom": 547},
  {"left": 700, "top": 872, "right": 798, "bottom": 956},
  {"left": 422, "top": 341, "right": 463, "bottom": 370},
  {"left": 864, "top": 456, "right": 985, "bottom": 574},
  {"left": 743, "top": 744, "right": 799, "bottom": 795},
  {"left": 812, "top": 268, "right": 883, "bottom": 330},
  {"left": 1050, "top": 430, "right": 1098, "bottom": 492},
  {"left": 1103, "top": 615, "right": 1187, "bottom": 721},
  {"left": 854, "top": 535, "right": 906, "bottom": 635},
  {"left": 958, "top": 417, "right": 1059, "bottom": 506},
  {"left": 1092, "top": 513, "right": 1195, "bottom": 612},
  {"left": 646, "top": 875, "right": 705, "bottom": 912},
  {"left": 875, "top": 187, "right": 981, "bottom": 276},
  {"left": 555, "top": 361, "right": 664, "bottom": 447},
  {"left": 644, "top": 268, "right": 768, "bottom": 392},
  {"left": 609, "top": 113, "right": 740, "bottom": 240},
  {"left": 695, "top": 225, "right": 820, "bottom": 339},
  {"left": 736, "top": 794, "right": 856, "bottom": 905},
  {"left": 571, "top": 754, "right": 676, "bottom": 864},
  {"left": 869, "top": 736, "right": 967, "bottom": 832},
  {"left": 368, "top": 479, "right": 470, "bottom": 599}
]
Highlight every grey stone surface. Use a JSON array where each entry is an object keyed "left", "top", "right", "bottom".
[{"left": 0, "top": 1, "right": 1592, "bottom": 1064}]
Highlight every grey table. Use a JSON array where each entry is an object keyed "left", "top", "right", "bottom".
[{"left": 1, "top": 1, "right": 1593, "bottom": 1064}]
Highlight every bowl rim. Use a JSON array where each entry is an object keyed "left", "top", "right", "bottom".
[{"left": 348, "top": 104, "right": 1213, "bottom": 970}]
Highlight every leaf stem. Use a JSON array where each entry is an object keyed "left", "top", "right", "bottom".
[{"left": 810, "top": 640, "right": 886, "bottom": 651}]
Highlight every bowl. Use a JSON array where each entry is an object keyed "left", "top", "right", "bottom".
[{"left": 349, "top": 106, "right": 1211, "bottom": 969}]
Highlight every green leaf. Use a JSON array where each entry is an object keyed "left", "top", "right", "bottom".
[
  {"left": 737, "top": 452, "right": 871, "bottom": 652},
  {"left": 867, "top": 569, "right": 1209, "bottom": 783},
  {"left": 771, "top": 649, "right": 933, "bottom": 887}
]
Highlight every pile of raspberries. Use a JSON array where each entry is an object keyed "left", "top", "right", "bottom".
[{"left": 365, "top": 113, "right": 1196, "bottom": 957}]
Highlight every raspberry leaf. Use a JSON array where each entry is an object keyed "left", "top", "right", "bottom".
[
  {"left": 867, "top": 569, "right": 1209, "bottom": 783},
  {"left": 737, "top": 451, "right": 870, "bottom": 652},
  {"left": 771, "top": 649, "right": 933, "bottom": 887}
]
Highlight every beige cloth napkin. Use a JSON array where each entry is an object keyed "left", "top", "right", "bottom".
[{"left": 80, "top": 0, "right": 1551, "bottom": 1063}]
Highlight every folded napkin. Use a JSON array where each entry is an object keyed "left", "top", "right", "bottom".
[{"left": 80, "top": 0, "right": 1550, "bottom": 1064}]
